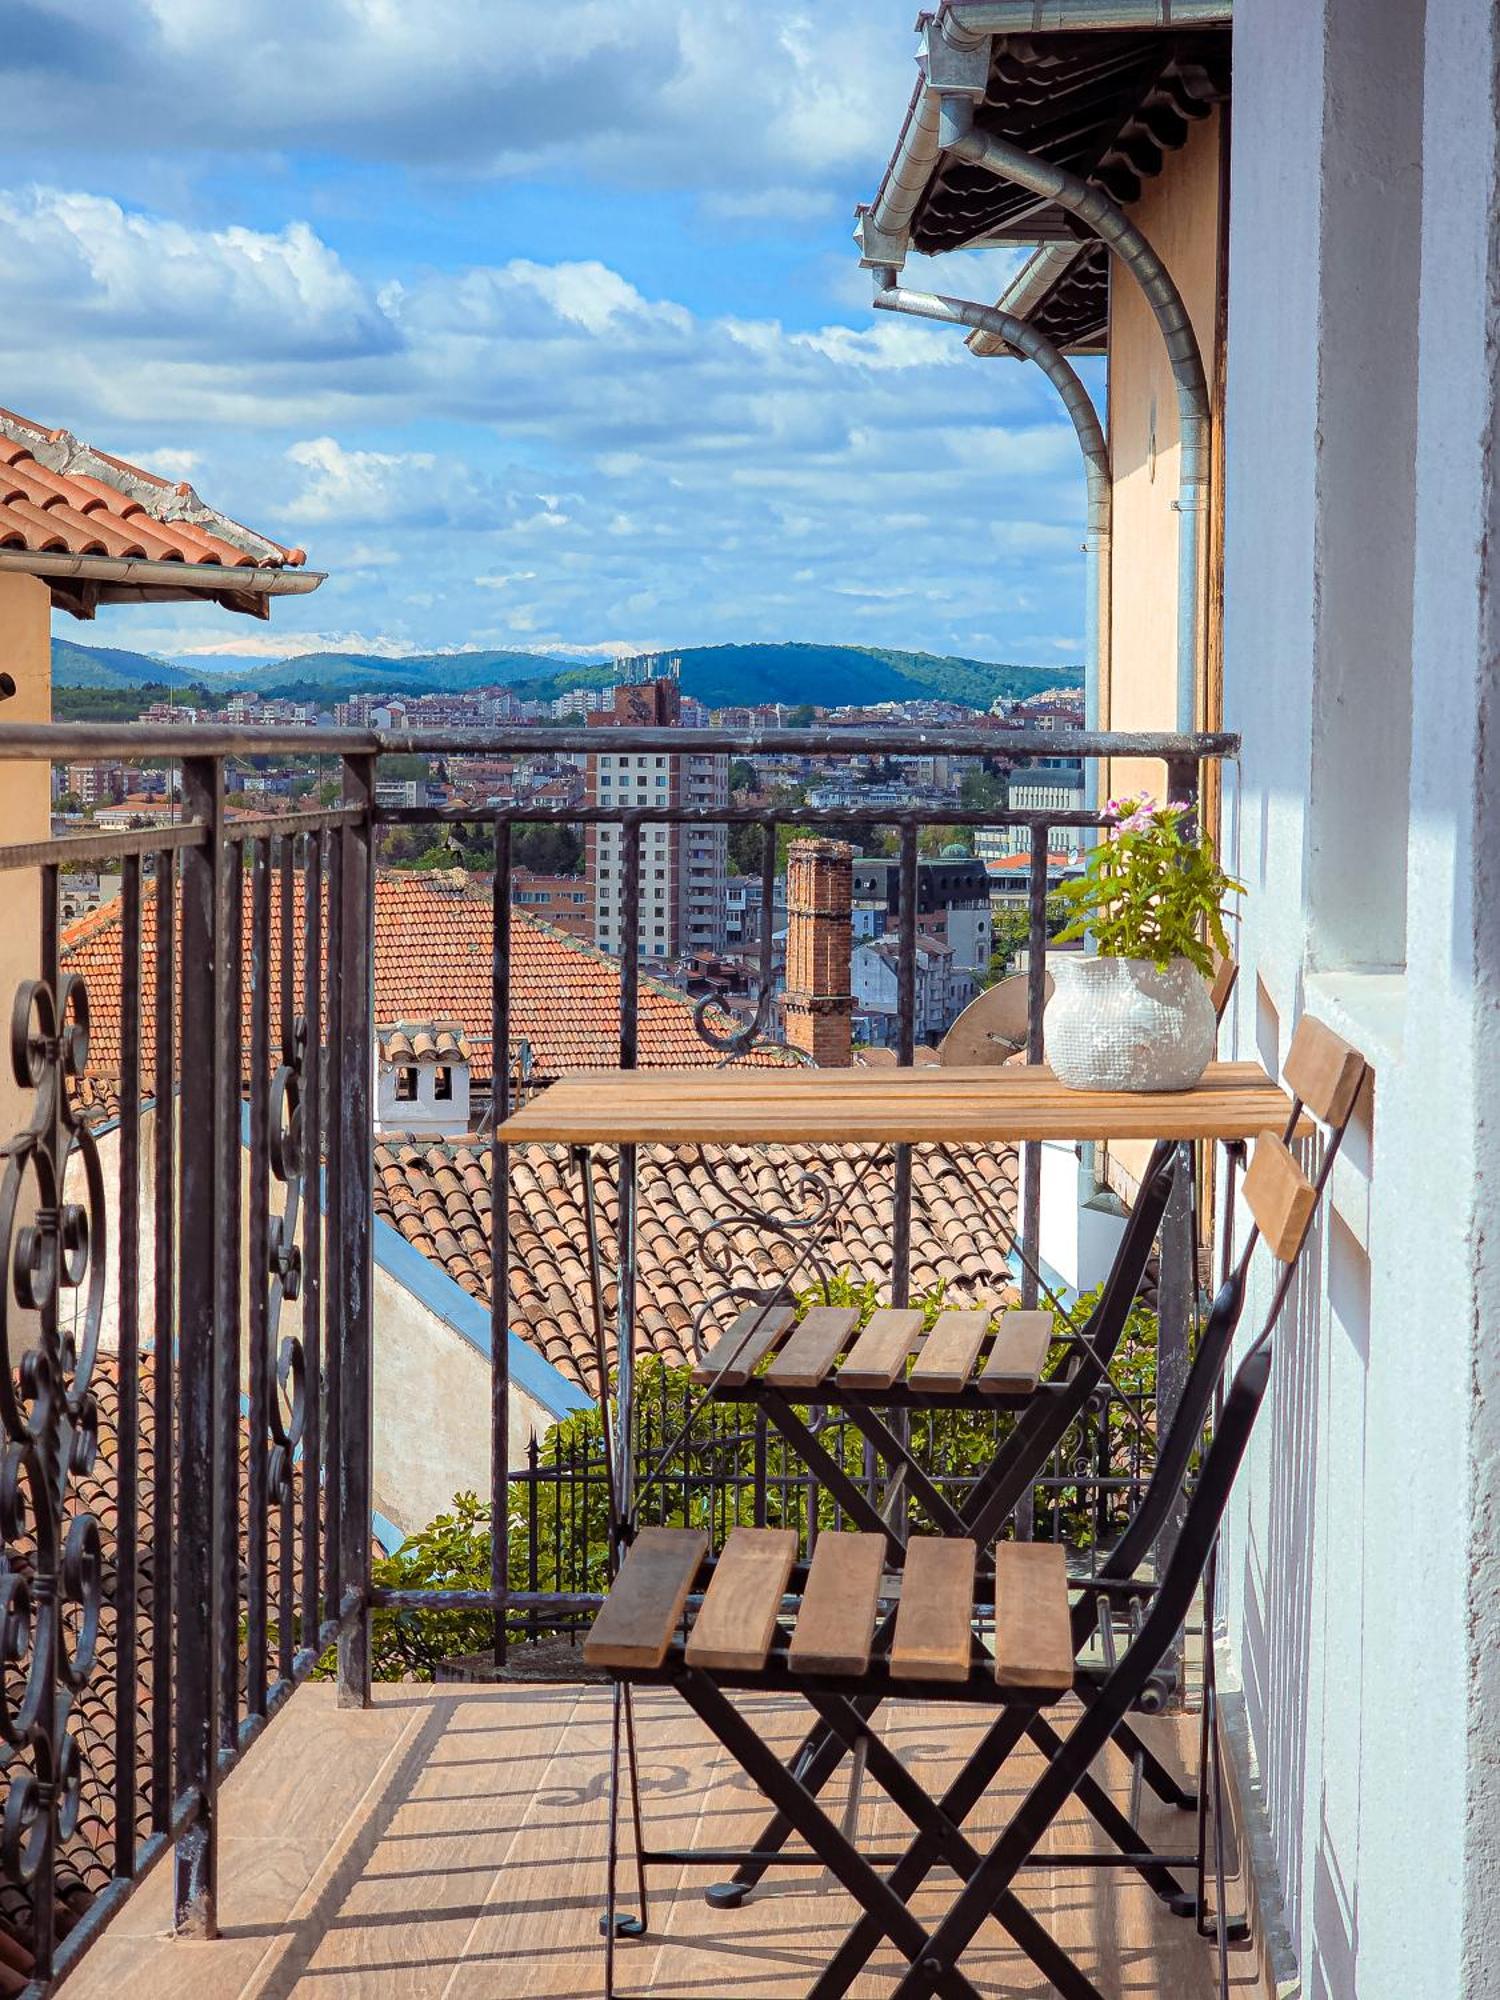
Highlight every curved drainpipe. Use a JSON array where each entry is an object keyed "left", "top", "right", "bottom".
[
  {"left": 943, "top": 110, "right": 1210, "bottom": 735},
  {"left": 870, "top": 270, "right": 1110, "bottom": 789}
]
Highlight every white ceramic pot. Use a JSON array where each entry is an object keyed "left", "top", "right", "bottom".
[{"left": 1043, "top": 954, "right": 1216, "bottom": 1092}]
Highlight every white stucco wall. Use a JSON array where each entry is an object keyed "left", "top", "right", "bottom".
[{"left": 1219, "top": 2, "right": 1500, "bottom": 1992}]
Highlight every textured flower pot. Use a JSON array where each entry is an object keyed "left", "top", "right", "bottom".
[{"left": 1043, "top": 954, "right": 1216, "bottom": 1092}]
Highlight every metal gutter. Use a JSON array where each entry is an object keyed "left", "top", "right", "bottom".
[
  {"left": 947, "top": 112, "right": 1209, "bottom": 732},
  {"left": 965, "top": 243, "right": 1093, "bottom": 357},
  {"left": 0, "top": 549, "right": 326, "bottom": 597},
  {"left": 861, "top": 76, "right": 945, "bottom": 264},
  {"left": 938, "top": 0, "right": 1231, "bottom": 39}
]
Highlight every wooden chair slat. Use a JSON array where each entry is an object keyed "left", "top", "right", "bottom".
[
  {"left": 1210, "top": 953, "right": 1239, "bottom": 1022},
  {"left": 691, "top": 1303, "right": 796, "bottom": 1389},
  {"left": 684, "top": 1528, "right": 799, "bottom": 1673},
  {"left": 890, "top": 1537, "right": 976, "bottom": 1683},
  {"left": 763, "top": 1307, "right": 861, "bottom": 1390},
  {"left": 1283, "top": 1015, "right": 1366, "bottom": 1127},
  {"left": 788, "top": 1533, "right": 887, "bottom": 1676},
  {"left": 837, "top": 1308, "right": 926, "bottom": 1390},
  {"left": 992, "top": 1542, "right": 1074, "bottom": 1698},
  {"left": 1243, "top": 1134, "right": 1318, "bottom": 1262},
  {"left": 979, "top": 1310, "right": 1054, "bottom": 1395},
  {"left": 907, "top": 1310, "right": 990, "bottom": 1394},
  {"left": 583, "top": 1528, "right": 707, "bottom": 1671}
]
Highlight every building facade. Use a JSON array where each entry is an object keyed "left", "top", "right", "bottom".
[
  {"left": 859, "top": 2, "right": 1500, "bottom": 1991},
  {"left": 586, "top": 678, "right": 729, "bottom": 961}
]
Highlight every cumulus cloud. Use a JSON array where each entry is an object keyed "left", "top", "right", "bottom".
[
  {"left": 6, "top": 169, "right": 1092, "bottom": 665},
  {"left": 0, "top": 188, "right": 393, "bottom": 361},
  {"left": 1, "top": 0, "right": 918, "bottom": 199}
]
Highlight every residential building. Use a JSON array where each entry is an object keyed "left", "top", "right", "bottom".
[
  {"left": 975, "top": 766, "right": 1088, "bottom": 859},
  {"left": 60, "top": 761, "right": 126, "bottom": 807},
  {"left": 851, "top": 853, "right": 994, "bottom": 974},
  {"left": 509, "top": 866, "right": 592, "bottom": 940},
  {"left": 854, "top": 0, "right": 1500, "bottom": 1990},
  {"left": 0, "top": 408, "right": 319, "bottom": 1141},
  {"left": 851, "top": 931, "right": 974, "bottom": 1049},
  {"left": 586, "top": 677, "right": 729, "bottom": 961}
]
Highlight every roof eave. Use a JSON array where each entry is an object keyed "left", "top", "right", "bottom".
[
  {"left": 0, "top": 548, "right": 327, "bottom": 622},
  {"left": 858, "top": 1, "right": 1233, "bottom": 267},
  {"left": 965, "top": 242, "right": 1107, "bottom": 357}
]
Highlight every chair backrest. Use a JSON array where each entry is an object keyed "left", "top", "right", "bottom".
[
  {"left": 1094, "top": 1014, "right": 1367, "bottom": 1592},
  {"left": 1210, "top": 953, "right": 1239, "bottom": 1022},
  {"left": 937, "top": 970, "right": 1051, "bottom": 1066},
  {"left": 1113, "top": 1336, "right": 1274, "bottom": 1681}
]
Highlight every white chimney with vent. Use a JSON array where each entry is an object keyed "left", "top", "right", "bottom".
[{"left": 375, "top": 1022, "right": 472, "bottom": 1137}]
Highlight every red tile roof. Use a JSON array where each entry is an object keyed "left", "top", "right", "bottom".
[
  {"left": 375, "top": 1137, "right": 1021, "bottom": 1394},
  {"left": 62, "top": 868, "right": 728, "bottom": 1090},
  {"left": 0, "top": 408, "right": 304, "bottom": 571}
]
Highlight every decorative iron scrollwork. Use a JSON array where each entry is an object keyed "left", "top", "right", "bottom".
[
  {"left": 682, "top": 1156, "right": 855, "bottom": 1369},
  {"left": 262, "top": 926, "right": 307, "bottom": 1507},
  {"left": 0, "top": 976, "right": 105, "bottom": 1891},
  {"left": 692, "top": 985, "right": 813, "bottom": 1069}
]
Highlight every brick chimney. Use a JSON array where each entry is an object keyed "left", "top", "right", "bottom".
[{"left": 783, "top": 838, "right": 854, "bottom": 1067}]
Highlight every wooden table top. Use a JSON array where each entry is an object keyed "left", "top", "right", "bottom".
[{"left": 494, "top": 1060, "right": 1301, "bottom": 1147}]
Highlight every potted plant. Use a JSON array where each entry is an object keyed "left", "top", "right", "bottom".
[{"left": 1044, "top": 795, "right": 1243, "bottom": 1091}]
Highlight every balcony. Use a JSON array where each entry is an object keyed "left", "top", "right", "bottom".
[{"left": 0, "top": 720, "right": 1247, "bottom": 1997}]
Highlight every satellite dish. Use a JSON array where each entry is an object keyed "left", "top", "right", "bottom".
[{"left": 938, "top": 971, "right": 1053, "bottom": 1066}]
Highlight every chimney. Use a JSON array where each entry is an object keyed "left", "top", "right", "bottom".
[{"left": 783, "top": 838, "right": 853, "bottom": 1067}]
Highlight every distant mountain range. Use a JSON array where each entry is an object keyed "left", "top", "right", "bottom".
[{"left": 50, "top": 638, "right": 1076, "bottom": 712}]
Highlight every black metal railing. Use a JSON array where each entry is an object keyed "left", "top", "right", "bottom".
[{"left": 0, "top": 718, "right": 1232, "bottom": 1990}]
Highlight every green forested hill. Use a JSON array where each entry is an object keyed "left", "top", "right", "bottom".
[{"left": 51, "top": 638, "right": 1074, "bottom": 711}]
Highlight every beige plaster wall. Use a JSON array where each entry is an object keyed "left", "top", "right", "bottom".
[
  {"left": 0, "top": 572, "right": 51, "bottom": 1145},
  {"left": 1103, "top": 109, "right": 1224, "bottom": 810}
]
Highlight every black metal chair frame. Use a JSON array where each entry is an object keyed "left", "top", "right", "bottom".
[
  {"left": 595, "top": 1044, "right": 1365, "bottom": 2000},
  {"left": 682, "top": 1138, "right": 1189, "bottom": 1917}
]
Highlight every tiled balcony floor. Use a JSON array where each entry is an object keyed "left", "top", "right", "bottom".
[{"left": 57, "top": 1677, "right": 1266, "bottom": 1999}]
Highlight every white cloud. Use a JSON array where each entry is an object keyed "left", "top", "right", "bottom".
[
  {"left": 0, "top": 188, "right": 391, "bottom": 361},
  {"left": 284, "top": 437, "right": 434, "bottom": 523},
  {"left": 11, "top": 168, "right": 1089, "bottom": 665},
  {"left": 2, "top": 2, "right": 920, "bottom": 199}
]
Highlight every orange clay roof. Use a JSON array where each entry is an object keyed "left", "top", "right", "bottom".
[
  {"left": 375, "top": 1136, "right": 1021, "bottom": 1395},
  {"left": 62, "top": 867, "right": 727, "bottom": 1088},
  {"left": 0, "top": 407, "right": 304, "bottom": 570}
]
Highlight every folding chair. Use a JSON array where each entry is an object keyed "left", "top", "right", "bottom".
[
  {"left": 676, "top": 1136, "right": 1188, "bottom": 1916},
  {"left": 626, "top": 958, "right": 1241, "bottom": 1915},
  {"left": 584, "top": 1013, "right": 1366, "bottom": 2000}
]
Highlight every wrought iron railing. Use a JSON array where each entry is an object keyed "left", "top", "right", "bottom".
[{"left": 0, "top": 717, "right": 1232, "bottom": 1989}]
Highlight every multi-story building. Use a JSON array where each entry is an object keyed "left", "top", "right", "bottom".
[
  {"left": 509, "top": 868, "right": 593, "bottom": 941},
  {"left": 851, "top": 932, "right": 975, "bottom": 1049},
  {"left": 585, "top": 678, "right": 729, "bottom": 962},
  {"left": 60, "top": 760, "right": 126, "bottom": 807},
  {"left": 850, "top": 854, "right": 993, "bottom": 974},
  {"left": 974, "top": 765, "right": 1088, "bottom": 859}
]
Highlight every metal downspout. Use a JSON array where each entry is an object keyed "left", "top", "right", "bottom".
[
  {"left": 944, "top": 113, "right": 1210, "bottom": 735},
  {"left": 872, "top": 272, "right": 1110, "bottom": 1208},
  {"left": 869, "top": 272, "right": 1110, "bottom": 778}
]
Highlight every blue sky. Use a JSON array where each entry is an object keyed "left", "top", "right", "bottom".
[{"left": 1, "top": 1, "right": 1096, "bottom": 671}]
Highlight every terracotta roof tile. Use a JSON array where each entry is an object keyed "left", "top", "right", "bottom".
[
  {"left": 375, "top": 1137, "right": 1021, "bottom": 1396},
  {"left": 63, "top": 869, "right": 726, "bottom": 1091},
  {"left": 0, "top": 407, "right": 304, "bottom": 569}
]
